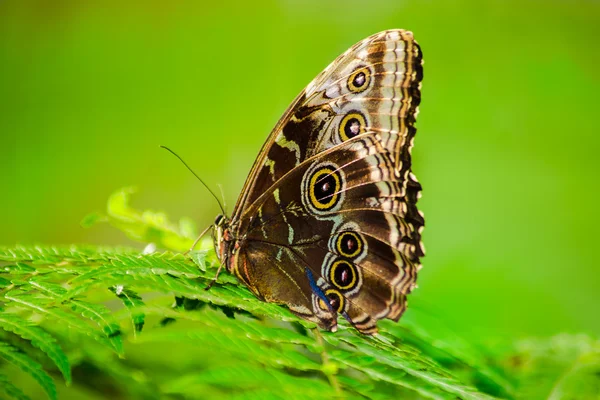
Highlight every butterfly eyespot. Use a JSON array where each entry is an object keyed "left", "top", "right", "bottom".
[
  {"left": 305, "top": 164, "right": 344, "bottom": 212},
  {"left": 336, "top": 231, "right": 364, "bottom": 259},
  {"left": 318, "top": 289, "right": 345, "bottom": 313},
  {"left": 329, "top": 259, "right": 359, "bottom": 291},
  {"left": 339, "top": 112, "right": 367, "bottom": 142},
  {"left": 348, "top": 66, "right": 371, "bottom": 93}
]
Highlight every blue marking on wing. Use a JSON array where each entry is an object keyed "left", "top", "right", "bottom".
[
  {"left": 304, "top": 267, "right": 335, "bottom": 314},
  {"left": 341, "top": 312, "right": 352, "bottom": 324}
]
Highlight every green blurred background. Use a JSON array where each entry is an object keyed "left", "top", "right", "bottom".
[{"left": 1, "top": 0, "right": 598, "bottom": 345}]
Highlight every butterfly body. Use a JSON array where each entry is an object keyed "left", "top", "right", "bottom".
[{"left": 213, "top": 30, "right": 424, "bottom": 334}]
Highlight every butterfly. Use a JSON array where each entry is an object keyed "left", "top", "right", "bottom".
[{"left": 212, "top": 30, "right": 424, "bottom": 334}]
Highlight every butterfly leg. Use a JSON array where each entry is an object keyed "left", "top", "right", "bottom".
[
  {"left": 204, "top": 261, "right": 225, "bottom": 290},
  {"left": 183, "top": 224, "right": 213, "bottom": 256}
]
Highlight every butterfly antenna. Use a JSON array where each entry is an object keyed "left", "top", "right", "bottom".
[
  {"left": 216, "top": 183, "right": 227, "bottom": 214},
  {"left": 160, "top": 145, "right": 226, "bottom": 215}
]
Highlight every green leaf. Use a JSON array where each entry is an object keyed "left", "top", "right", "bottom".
[
  {"left": 189, "top": 250, "right": 208, "bottom": 273},
  {"left": 0, "top": 242, "right": 500, "bottom": 399},
  {"left": 330, "top": 350, "right": 456, "bottom": 399},
  {"left": 109, "top": 285, "right": 145, "bottom": 333},
  {"left": 104, "top": 187, "right": 197, "bottom": 251},
  {"left": 390, "top": 311, "right": 514, "bottom": 397},
  {"left": 67, "top": 252, "right": 204, "bottom": 289},
  {"left": 501, "top": 334, "right": 600, "bottom": 399},
  {"left": 330, "top": 334, "right": 497, "bottom": 400},
  {"left": 0, "top": 374, "right": 30, "bottom": 400},
  {"left": 163, "top": 364, "right": 337, "bottom": 399},
  {"left": 0, "top": 341, "right": 57, "bottom": 400},
  {"left": 23, "top": 280, "right": 124, "bottom": 355},
  {"left": 68, "top": 300, "right": 123, "bottom": 355},
  {"left": 0, "top": 245, "right": 140, "bottom": 265},
  {"left": 0, "top": 314, "right": 71, "bottom": 384},
  {"left": 2, "top": 187, "right": 597, "bottom": 400},
  {"left": 4, "top": 292, "right": 117, "bottom": 353},
  {"left": 80, "top": 212, "right": 107, "bottom": 228}
]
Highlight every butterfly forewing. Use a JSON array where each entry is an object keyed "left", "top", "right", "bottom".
[{"left": 218, "top": 29, "right": 424, "bottom": 334}]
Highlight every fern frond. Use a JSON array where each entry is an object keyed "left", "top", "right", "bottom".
[
  {"left": 16, "top": 280, "right": 124, "bottom": 355},
  {"left": 0, "top": 342, "right": 57, "bottom": 400},
  {"left": 109, "top": 286, "right": 145, "bottom": 333},
  {"left": 388, "top": 314, "right": 515, "bottom": 398},
  {"left": 4, "top": 292, "right": 117, "bottom": 352},
  {"left": 334, "top": 334, "right": 498, "bottom": 400},
  {"left": 162, "top": 364, "right": 337, "bottom": 399},
  {"left": 0, "top": 188, "right": 591, "bottom": 399},
  {"left": 135, "top": 323, "right": 322, "bottom": 372},
  {"left": 0, "top": 314, "right": 71, "bottom": 384},
  {"left": 330, "top": 350, "right": 455, "bottom": 400},
  {"left": 0, "top": 374, "right": 30, "bottom": 400},
  {"left": 500, "top": 334, "right": 600, "bottom": 399},
  {"left": 81, "top": 187, "right": 197, "bottom": 252},
  {"left": 67, "top": 300, "right": 123, "bottom": 354},
  {"left": 0, "top": 245, "right": 140, "bottom": 265}
]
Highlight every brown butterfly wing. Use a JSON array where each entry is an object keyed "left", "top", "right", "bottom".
[
  {"left": 223, "top": 30, "right": 424, "bottom": 334},
  {"left": 231, "top": 30, "right": 422, "bottom": 218},
  {"left": 232, "top": 240, "right": 338, "bottom": 330},
  {"left": 235, "top": 135, "right": 423, "bottom": 333}
]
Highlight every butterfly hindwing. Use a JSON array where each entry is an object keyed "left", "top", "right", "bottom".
[
  {"left": 232, "top": 240, "right": 338, "bottom": 331},
  {"left": 219, "top": 30, "right": 424, "bottom": 334},
  {"left": 235, "top": 135, "right": 422, "bottom": 333}
]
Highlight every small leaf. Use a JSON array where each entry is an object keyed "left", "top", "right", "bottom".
[
  {"left": 109, "top": 286, "right": 145, "bottom": 333},
  {"left": 5, "top": 292, "right": 117, "bottom": 353},
  {"left": 163, "top": 364, "right": 336, "bottom": 398},
  {"left": 179, "top": 217, "right": 199, "bottom": 239},
  {"left": 333, "top": 335, "right": 497, "bottom": 400},
  {"left": 104, "top": 187, "right": 195, "bottom": 251},
  {"left": 501, "top": 334, "right": 600, "bottom": 399},
  {"left": 3, "top": 262, "right": 36, "bottom": 274},
  {"left": 0, "top": 342, "right": 57, "bottom": 400},
  {"left": 0, "top": 314, "right": 71, "bottom": 384},
  {"left": 0, "top": 276, "right": 12, "bottom": 288},
  {"left": 69, "top": 300, "right": 123, "bottom": 355},
  {"left": 0, "top": 374, "right": 30, "bottom": 400},
  {"left": 80, "top": 212, "right": 107, "bottom": 228},
  {"left": 189, "top": 250, "right": 208, "bottom": 272}
]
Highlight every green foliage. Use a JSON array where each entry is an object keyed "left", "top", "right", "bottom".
[
  {"left": 0, "top": 189, "right": 597, "bottom": 399},
  {"left": 0, "top": 342, "right": 56, "bottom": 400},
  {"left": 0, "top": 313, "right": 71, "bottom": 384},
  {"left": 499, "top": 334, "right": 600, "bottom": 399},
  {"left": 82, "top": 187, "right": 197, "bottom": 252}
]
